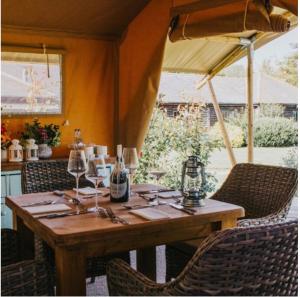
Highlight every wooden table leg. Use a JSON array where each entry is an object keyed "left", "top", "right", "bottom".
[
  {"left": 137, "top": 246, "right": 156, "bottom": 281},
  {"left": 55, "top": 246, "right": 86, "bottom": 296},
  {"left": 221, "top": 218, "right": 237, "bottom": 230},
  {"left": 16, "top": 216, "right": 34, "bottom": 260}
]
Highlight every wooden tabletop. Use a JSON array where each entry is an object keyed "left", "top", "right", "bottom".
[{"left": 6, "top": 184, "right": 244, "bottom": 249}]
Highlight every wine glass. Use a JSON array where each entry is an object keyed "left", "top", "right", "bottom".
[
  {"left": 68, "top": 150, "right": 87, "bottom": 213},
  {"left": 148, "top": 167, "right": 167, "bottom": 205},
  {"left": 148, "top": 168, "right": 166, "bottom": 184},
  {"left": 123, "top": 147, "right": 139, "bottom": 196},
  {"left": 85, "top": 155, "right": 107, "bottom": 212}
]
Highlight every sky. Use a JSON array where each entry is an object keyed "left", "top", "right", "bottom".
[{"left": 233, "top": 27, "right": 298, "bottom": 68}]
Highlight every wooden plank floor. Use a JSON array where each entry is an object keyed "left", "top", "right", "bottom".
[{"left": 87, "top": 197, "right": 298, "bottom": 296}]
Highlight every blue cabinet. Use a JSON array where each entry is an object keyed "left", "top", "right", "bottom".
[{"left": 1, "top": 170, "right": 22, "bottom": 229}]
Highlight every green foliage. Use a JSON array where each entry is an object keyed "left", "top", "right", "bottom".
[
  {"left": 20, "top": 119, "right": 61, "bottom": 147},
  {"left": 134, "top": 104, "right": 220, "bottom": 192},
  {"left": 258, "top": 103, "right": 284, "bottom": 118},
  {"left": 253, "top": 117, "right": 297, "bottom": 147},
  {"left": 227, "top": 104, "right": 297, "bottom": 147},
  {"left": 282, "top": 147, "right": 298, "bottom": 169},
  {"left": 208, "top": 122, "right": 246, "bottom": 148}
]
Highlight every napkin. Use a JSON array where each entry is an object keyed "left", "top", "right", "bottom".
[
  {"left": 73, "top": 187, "right": 102, "bottom": 195},
  {"left": 130, "top": 208, "right": 170, "bottom": 221},
  {"left": 158, "top": 191, "right": 182, "bottom": 199},
  {"left": 25, "top": 204, "right": 71, "bottom": 215}
]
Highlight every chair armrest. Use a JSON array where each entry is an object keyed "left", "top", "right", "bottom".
[
  {"left": 1, "top": 260, "right": 54, "bottom": 296},
  {"left": 107, "top": 258, "right": 166, "bottom": 296},
  {"left": 237, "top": 214, "right": 286, "bottom": 227}
]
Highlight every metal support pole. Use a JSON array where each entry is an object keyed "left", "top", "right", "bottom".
[
  {"left": 247, "top": 43, "right": 254, "bottom": 163},
  {"left": 208, "top": 80, "right": 237, "bottom": 167}
]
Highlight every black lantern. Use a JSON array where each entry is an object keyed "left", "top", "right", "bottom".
[{"left": 181, "top": 156, "right": 206, "bottom": 207}]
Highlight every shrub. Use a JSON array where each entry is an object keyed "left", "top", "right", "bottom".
[
  {"left": 253, "top": 117, "right": 297, "bottom": 147},
  {"left": 282, "top": 147, "right": 298, "bottom": 169},
  {"left": 134, "top": 104, "right": 221, "bottom": 193},
  {"left": 208, "top": 122, "right": 246, "bottom": 148}
]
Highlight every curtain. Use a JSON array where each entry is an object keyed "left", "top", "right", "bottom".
[{"left": 118, "top": 0, "right": 172, "bottom": 151}]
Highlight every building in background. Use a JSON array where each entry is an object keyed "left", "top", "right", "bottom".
[{"left": 158, "top": 72, "right": 298, "bottom": 127}]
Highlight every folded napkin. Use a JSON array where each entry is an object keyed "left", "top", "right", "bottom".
[
  {"left": 158, "top": 191, "right": 183, "bottom": 199},
  {"left": 25, "top": 204, "right": 71, "bottom": 215},
  {"left": 130, "top": 208, "right": 170, "bottom": 221},
  {"left": 73, "top": 187, "right": 102, "bottom": 195}
]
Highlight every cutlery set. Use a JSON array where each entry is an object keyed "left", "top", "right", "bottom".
[{"left": 25, "top": 189, "right": 196, "bottom": 221}]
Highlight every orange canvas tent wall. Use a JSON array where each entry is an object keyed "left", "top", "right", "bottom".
[
  {"left": 2, "top": 0, "right": 172, "bottom": 155},
  {"left": 2, "top": 32, "right": 117, "bottom": 157}
]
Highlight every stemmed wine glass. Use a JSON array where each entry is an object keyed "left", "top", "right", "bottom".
[
  {"left": 123, "top": 147, "right": 139, "bottom": 196},
  {"left": 85, "top": 155, "right": 107, "bottom": 212},
  {"left": 148, "top": 168, "right": 166, "bottom": 184},
  {"left": 148, "top": 167, "right": 167, "bottom": 205},
  {"left": 68, "top": 150, "right": 87, "bottom": 213}
]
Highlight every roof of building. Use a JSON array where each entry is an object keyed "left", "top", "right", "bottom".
[{"left": 158, "top": 72, "right": 298, "bottom": 105}]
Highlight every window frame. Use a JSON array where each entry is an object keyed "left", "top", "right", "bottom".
[{"left": 1, "top": 44, "right": 65, "bottom": 118}]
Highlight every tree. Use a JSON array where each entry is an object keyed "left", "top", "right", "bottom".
[{"left": 261, "top": 43, "right": 298, "bottom": 86}]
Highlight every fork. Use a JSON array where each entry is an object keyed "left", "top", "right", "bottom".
[{"left": 106, "top": 207, "right": 129, "bottom": 225}]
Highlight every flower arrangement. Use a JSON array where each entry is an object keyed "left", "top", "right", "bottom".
[
  {"left": 1, "top": 122, "right": 12, "bottom": 150},
  {"left": 20, "top": 119, "right": 61, "bottom": 147}
]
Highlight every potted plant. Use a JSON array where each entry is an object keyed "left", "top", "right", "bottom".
[
  {"left": 1, "top": 122, "right": 12, "bottom": 161},
  {"left": 21, "top": 119, "right": 61, "bottom": 159}
]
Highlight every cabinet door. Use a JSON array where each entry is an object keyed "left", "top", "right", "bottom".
[
  {"left": 1, "top": 198, "right": 12, "bottom": 229},
  {"left": 1, "top": 175, "right": 8, "bottom": 198},
  {"left": 9, "top": 174, "right": 22, "bottom": 196}
]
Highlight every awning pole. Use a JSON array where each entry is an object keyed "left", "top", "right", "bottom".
[
  {"left": 208, "top": 79, "right": 237, "bottom": 167},
  {"left": 247, "top": 43, "right": 254, "bottom": 163}
]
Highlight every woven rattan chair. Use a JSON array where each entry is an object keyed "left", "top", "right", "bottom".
[
  {"left": 21, "top": 159, "right": 130, "bottom": 283},
  {"left": 107, "top": 220, "right": 298, "bottom": 296},
  {"left": 166, "top": 163, "right": 298, "bottom": 280},
  {"left": 1, "top": 229, "right": 54, "bottom": 296}
]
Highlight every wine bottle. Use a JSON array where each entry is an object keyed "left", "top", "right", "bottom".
[{"left": 110, "top": 144, "right": 129, "bottom": 203}]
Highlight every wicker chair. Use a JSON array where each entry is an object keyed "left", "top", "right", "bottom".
[
  {"left": 21, "top": 159, "right": 130, "bottom": 283},
  {"left": 166, "top": 163, "right": 298, "bottom": 280},
  {"left": 1, "top": 229, "right": 54, "bottom": 296},
  {"left": 107, "top": 220, "right": 298, "bottom": 296}
]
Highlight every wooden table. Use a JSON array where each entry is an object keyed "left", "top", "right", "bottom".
[{"left": 6, "top": 184, "right": 244, "bottom": 296}]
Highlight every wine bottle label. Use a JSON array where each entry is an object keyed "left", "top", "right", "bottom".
[{"left": 110, "top": 182, "right": 127, "bottom": 199}]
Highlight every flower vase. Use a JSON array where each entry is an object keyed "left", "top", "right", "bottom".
[
  {"left": 38, "top": 144, "right": 52, "bottom": 159},
  {"left": 1, "top": 149, "right": 8, "bottom": 162}
]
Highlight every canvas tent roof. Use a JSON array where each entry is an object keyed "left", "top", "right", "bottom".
[
  {"left": 2, "top": 0, "right": 150, "bottom": 39},
  {"left": 162, "top": 13, "right": 297, "bottom": 75},
  {"left": 158, "top": 72, "right": 298, "bottom": 105}
]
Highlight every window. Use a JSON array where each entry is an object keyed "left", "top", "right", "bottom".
[{"left": 1, "top": 48, "right": 63, "bottom": 116}]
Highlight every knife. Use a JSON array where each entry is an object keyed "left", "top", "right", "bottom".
[
  {"left": 168, "top": 203, "right": 196, "bottom": 215},
  {"left": 36, "top": 210, "right": 93, "bottom": 219}
]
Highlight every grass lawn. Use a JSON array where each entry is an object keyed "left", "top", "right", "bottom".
[{"left": 207, "top": 146, "right": 297, "bottom": 187}]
